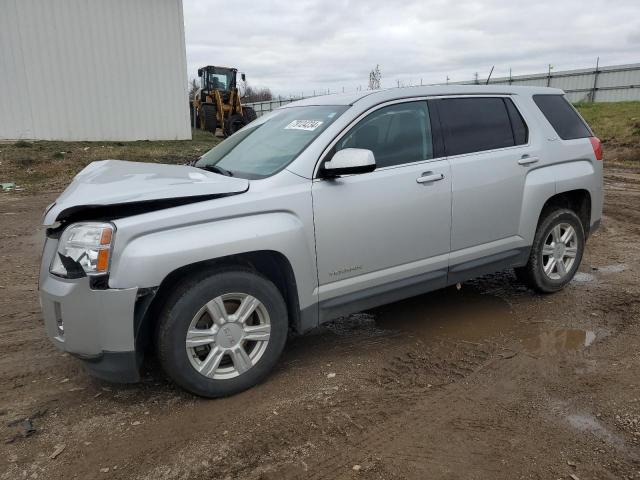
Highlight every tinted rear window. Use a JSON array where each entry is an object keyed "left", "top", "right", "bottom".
[
  {"left": 438, "top": 97, "right": 520, "bottom": 156},
  {"left": 533, "top": 94, "right": 591, "bottom": 140}
]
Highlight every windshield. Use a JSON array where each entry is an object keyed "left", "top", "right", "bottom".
[
  {"left": 196, "top": 105, "right": 348, "bottom": 179},
  {"left": 200, "top": 68, "right": 234, "bottom": 91},
  {"left": 208, "top": 72, "right": 230, "bottom": 90}
]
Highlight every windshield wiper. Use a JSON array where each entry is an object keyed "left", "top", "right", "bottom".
[{"left": 199, "top": 164, "right": 234, "bottom": 177}]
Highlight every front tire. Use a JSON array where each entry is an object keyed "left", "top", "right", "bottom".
[
  {"left": 200, "top": 104, "right": 217, "bottom": 133},
  {"left": 515, "top": 208, "right": 585, "bottom": 293},
  {"left": 156, "top": 269, "right": 288, "bottom": 397}
]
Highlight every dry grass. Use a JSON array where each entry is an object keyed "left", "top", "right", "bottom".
[
  {"left": 0, "top": 129, "right": 220, "bottom": 192},
  {"left": 576, "top": 101, "right": 640, "bottom": 168}
]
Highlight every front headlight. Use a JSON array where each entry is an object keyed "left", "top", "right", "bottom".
[{"left": 50, "top": 222, "right": 115, "bottom": 278}]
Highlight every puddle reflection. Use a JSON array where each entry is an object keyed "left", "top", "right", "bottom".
[
  {"left": 372, "top": 286, "right": 514, "bottom": 343},
  {"left": 573, "top": 272, "right": 595, "bottom": 283},
  {"left": 596, "top": 264, "right": 627, "bottom": 274},
  {"left": 523, "top": 329, "right": 596, "bottom": 354},
  {"left": 365, "top": 285, "right": 597, "bottom": 354}
]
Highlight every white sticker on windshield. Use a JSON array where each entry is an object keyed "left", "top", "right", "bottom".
[{"left": 285, "top": 120, "right": 324, "bottom": 131}]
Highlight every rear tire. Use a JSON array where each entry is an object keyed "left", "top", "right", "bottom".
[
  {"left": 225, "top": 113, "right": 246, "bottom": 137},
  {"left": 515, "top": 208, "right": 585, "bottom": 293},
  {"left": 200, "top": 104, "right": 217, "bottom": 133},
  {"left": 155, "top": 269, "right": 288, "bottom": 398},
  {"left": 242, "top": 107, "right": 257, "bottom": 124}
]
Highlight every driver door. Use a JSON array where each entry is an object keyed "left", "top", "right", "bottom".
[{"left": 311, "top": 100, "right": 452, "bottom": 321}]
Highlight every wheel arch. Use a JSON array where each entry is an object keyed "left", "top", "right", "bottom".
[
  {"left": 519, "top": 160, "right": 597, "bottom": 244},
  {"left": 136, "top": 250, "right": 305, "bottom": 354},
  {"left": 538, "top": 189, "right": 592, "bottom": 237}
]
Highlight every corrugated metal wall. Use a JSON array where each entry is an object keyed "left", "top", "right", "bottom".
[
  {"left": 0, "top": 0, "right": 190, "bottom": 141},
  {"left": 245, "top": 62, "right": 640, "bottom": 117},
  {"left": 485, "top": 63, "right": 640, "bottom": 103}
]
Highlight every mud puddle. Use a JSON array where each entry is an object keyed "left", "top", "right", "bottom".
[
  {"left": 563, "top": 411, "right": 639, "bottom": 459},
  {"left": 523, "top": 328, "right": 597, "bottom": 355},
  {"left": 373, "top": 286, "right": 515, "bottom": 344},
  {"left": 572, "top": 263, "right": 628, "bottom": 285},
  {"left": 573, "top": 272, "right": 596, "bottom": 283},
  {"left": 594, "top": 263, "right": 627, "bottom": 274},
  {"left": 368, "top": 285, "right": 599, "bottom": 356}
]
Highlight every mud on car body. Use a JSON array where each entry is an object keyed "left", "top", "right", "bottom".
[{"left": 39, "top": 86, "right": 603, "bottom": 397}]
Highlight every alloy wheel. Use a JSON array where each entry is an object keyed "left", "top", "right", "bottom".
[
  {"left": 541, "top": 222, "right": 579, "bottom": 280},
  {"left": 185, "top": 293, "right": 271, "bottom": 380}
]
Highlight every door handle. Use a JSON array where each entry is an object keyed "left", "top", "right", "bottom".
[
  {"left": 416, "top": 172, "right": 444, "bottom": 184},
  {"left": 518, "top": 155, "right": 539, "bottom": 166}
]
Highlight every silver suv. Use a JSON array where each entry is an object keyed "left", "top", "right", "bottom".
[{"left": 39, "top": 86, "right": 603, "bottom": 397}]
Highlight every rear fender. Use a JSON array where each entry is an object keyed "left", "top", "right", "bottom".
[{"left": 519, "top": 160, "right": 596, "bottom": 243}]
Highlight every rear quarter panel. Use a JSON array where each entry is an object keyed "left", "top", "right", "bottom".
[{"left": 518, "top": 93, "right": 603, "bottom": 243}]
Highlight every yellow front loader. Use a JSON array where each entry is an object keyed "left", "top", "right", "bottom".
[{"left": 190, "top": 66, "right": 257, "bottom": 137}]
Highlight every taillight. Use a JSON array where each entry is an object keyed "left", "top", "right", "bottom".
[{"left": 589, "top": 137, "right": 603, "bottom": 161}]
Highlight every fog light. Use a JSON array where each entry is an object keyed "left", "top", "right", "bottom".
[{"left": 54, "top": 302, "right": 64, "bottom": 338}]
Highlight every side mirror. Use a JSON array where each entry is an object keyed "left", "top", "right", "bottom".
[
  {"left": 322, "top": 148, "right": 376, "bottom": 177},
  {"left": 241, "top": 73, "right": 246, "bottom": 82}
]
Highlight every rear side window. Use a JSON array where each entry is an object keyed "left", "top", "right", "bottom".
[
  {"left": 438, "top": 97, "right": 525, "bottom": 156},
  {"left": 533, "top": 94, "right": 591, "bottom": 140},
  {"left": 505, "top": 99, "right": 528, "bottom": 145}
]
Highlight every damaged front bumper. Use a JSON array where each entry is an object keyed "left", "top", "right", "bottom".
[{"left": 39, "top": 238, "right": 142, "bottom": 382}]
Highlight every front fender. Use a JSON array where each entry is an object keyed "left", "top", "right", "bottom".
[{"left": 108, "top": 212, "right": 316, "bottom": 309}]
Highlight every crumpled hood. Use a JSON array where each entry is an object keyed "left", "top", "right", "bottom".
[{"left": 43, "top": 160, "right": 249, "bottom": 225}]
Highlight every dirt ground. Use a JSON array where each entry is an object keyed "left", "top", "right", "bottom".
[{"left": 1, "top": 165, "right": 640, "bottom": 480}]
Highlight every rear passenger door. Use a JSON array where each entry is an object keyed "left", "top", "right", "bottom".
[{"left": 433, "top": 96, "right": 532, "bottom": 278}]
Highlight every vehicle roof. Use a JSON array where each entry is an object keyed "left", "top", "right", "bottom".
[{"left": 284, "top": 85, "right": 565, "bottom": 107}]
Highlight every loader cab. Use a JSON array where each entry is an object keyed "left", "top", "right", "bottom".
[{"left": 198, "top": 66, "right": 242, "bottom": 102}]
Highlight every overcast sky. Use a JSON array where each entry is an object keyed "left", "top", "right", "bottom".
[{"left": 183, "top": 0, "right": 640, "bottom": 96}]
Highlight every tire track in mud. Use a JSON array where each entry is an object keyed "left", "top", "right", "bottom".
[
  {"left": 294, "top": 343, "right": 514, "bottom": 480},
  {"left": 169, "top": 342, "right": 503, "bottom": 480},
  {"left": 374, "top": 343, "right": 493, "bottom": 395}
]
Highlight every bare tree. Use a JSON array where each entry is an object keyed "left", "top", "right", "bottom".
[
  {"left": 188, "top": 78, "right": 199, "bottom": 101},
  {"left": 242, "top": 83, "right": 273, "bottom": 103},
  {"left": 368, "top": 64, "right": 382, "bottom": 90}
]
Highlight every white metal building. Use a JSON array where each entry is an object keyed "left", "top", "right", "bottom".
[{"left": 0, "top": 0, "right": 191, "bottom": 141}]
